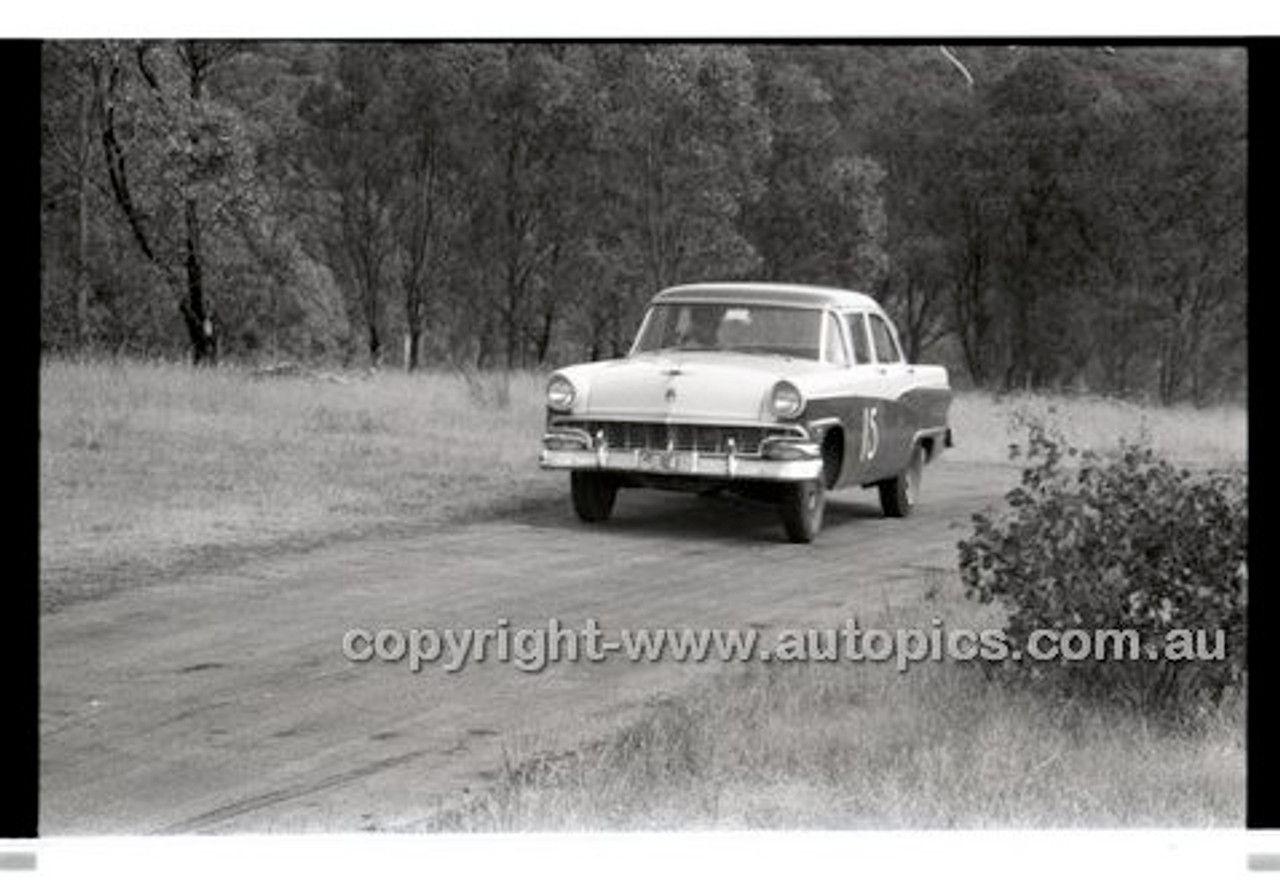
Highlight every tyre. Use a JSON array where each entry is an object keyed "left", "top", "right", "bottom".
[
  {"left": 570, "top": 471, "right": 618, "bottom": 522},
  {"left": 879, "top": 443, "right": 924, "bottom": 518},
  {"left": 778, "top": 476, "right": 826, "bottom": 543}
]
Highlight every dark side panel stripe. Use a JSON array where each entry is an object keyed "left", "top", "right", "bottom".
[{"left": 802, "top": 385, "right": 952, "bottom": 488}]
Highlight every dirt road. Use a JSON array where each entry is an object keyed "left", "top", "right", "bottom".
[{"left": 40, "top": 459, "right": 1017, "bottom": 834}]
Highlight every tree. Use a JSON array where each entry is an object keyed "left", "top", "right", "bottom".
[
  {"left": 1097, "top": 48, "right": 1246, "bottom": 403},
  {"left": 744, "top": 49, "right": 888, "bottom": 292},
  {"left": 298, "top": 44, "right": 403, "bottom": 366},
  {"left": 41, "top": 43, "right": 100, "bottom": 352},
  {"left": 38, "top": 43, "right": 1245, "bottom": 399},
  {"left": 560, "top": 44, "right": 772, "bottom": 356},
  {"left": 460, "top": 44, "right": 600, "bottom": 368},
  {"left": 380, "top": 45, "right": 473, "bottom": 370},
  {"left": 93, "top": 40, "right": 251, "bottom": 364},
  {"left": 854, "top": 50, "right": 994, "bottom": 375}
]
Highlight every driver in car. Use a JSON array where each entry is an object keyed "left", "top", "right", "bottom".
[{"left": 679, "top": 305, "right": 723, "bottom": 349}]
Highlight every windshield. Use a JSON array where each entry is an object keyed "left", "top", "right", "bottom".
[{"left": 632, "top": 302, "right": 824, "bottom": 360}]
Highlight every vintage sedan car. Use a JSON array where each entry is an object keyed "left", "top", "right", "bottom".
[{"left": 538, "top": 283, "right": 953, "bottom": 542}]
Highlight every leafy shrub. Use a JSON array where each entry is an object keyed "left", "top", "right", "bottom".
[{"left": 957, "top": 419, "right": 1247, "bottom": 720}]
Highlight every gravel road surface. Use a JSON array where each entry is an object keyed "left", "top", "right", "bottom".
[{"left": 41, "top": 459, "right": 1016, "bottom": 833}]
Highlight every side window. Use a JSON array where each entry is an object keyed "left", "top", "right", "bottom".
[
  {"left": 823, "top": 312, "right": 850, "bottom": 366},
  {"left": 845, "top": 313, "right": 872, "bottom": 365},
  {"left": 868, "top": 314, "right": 903, "bottom": 364}
]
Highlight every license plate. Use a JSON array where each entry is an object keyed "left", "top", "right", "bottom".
[{"left": 637, "top": 450, "right": 693, "bottom": 473}]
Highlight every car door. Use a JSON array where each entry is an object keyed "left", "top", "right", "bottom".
[
  {"left": 832, "top": 311, "right": 896, "bottom": 486},
  {"left": 863, "top": 312, "right": 914, "bottom": 480}
]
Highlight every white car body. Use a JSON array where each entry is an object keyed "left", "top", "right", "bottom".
[{"left": 539, "top": 282, "right": 953, "bottom": 541}]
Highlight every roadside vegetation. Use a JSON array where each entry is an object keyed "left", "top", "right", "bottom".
[
  {"left": 959, "top": 419, "right": 1246, "bottom": 722},
  {"left": 424, "top": 591, "right": 1244, "bottom": 831},
  {"left": 39, "top": 358, "right": 553, "bottom": 609},
  {"left": 947, "top": 390, "right": 1246, "bottom": 468}
]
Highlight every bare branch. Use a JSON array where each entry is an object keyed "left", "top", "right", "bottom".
[
  {"left": 135, "top": 42, "right": 163, "bottom": 97},
  {"left": 938, "top": 46, "right": 975, "bottom": 89}
]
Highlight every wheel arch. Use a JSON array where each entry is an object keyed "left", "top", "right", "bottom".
[{"left": 808, "top": 419, "right": 847, "bottom": 489}]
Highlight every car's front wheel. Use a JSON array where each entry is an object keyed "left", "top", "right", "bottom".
[
  {"left": 879, "top": 443, "right": 924, "bottom": 518},
  {"left": 571, "top": 471, "right": 619, "bottom": 522},
  {"left": 778, "top": 477, "right": 825, "bottom": 543}
]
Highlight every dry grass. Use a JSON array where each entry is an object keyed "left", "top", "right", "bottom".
[
  {"left": 947, "top": 390, "right": 1247, "bottom": 468},
  {"left": 426, "top": 593, "right": 1245, "bottom": 831},
  {"left": 39, "top": 358, "right": 554, "bottom": 608}
]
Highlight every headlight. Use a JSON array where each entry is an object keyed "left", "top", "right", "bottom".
[
  {"left": 770, "top": 380, "right": 804, "bottom": 419},
  {"left": 547, "top": 375, "right": 576, "bottom": 411}
]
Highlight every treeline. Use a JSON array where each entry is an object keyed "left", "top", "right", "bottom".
[{"left": 41, "top": 42, "right": 1245, "bottom": 403}]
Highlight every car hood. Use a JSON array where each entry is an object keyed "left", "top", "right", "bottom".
[{"left": 567, "top": 351, "right": 815, "bottom": 423}]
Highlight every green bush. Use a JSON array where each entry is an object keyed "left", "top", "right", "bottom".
[{"left": 957, "top": 420, "right": 1247, "bottom": 720}]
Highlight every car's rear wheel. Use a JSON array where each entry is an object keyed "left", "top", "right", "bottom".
[
  {"left": 571, "top": 471, "right": 619, "bottom": 522},
  {"left": 778, "top": 477, "right": 825, "bottom": 543},
  {"left": 879, "top": 443, "right": 924, "bottom": 518}
]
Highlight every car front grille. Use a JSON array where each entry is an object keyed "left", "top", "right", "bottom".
[{"left": 551, "top": 420, "right": 801, "bottom": 456}]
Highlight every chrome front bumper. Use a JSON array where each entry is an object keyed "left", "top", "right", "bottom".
[{"left": 539, "top": 429, "right": 822, "bottom": 482}]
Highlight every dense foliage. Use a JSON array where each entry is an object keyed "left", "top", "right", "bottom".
[
  {"left": 957, "top": 419, "right": 1247, "bottom": 719},
  {"left": 42, "top": 43, "right": 1245, "bottom": 402}
]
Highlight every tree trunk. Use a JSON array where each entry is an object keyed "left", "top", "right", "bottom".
[
  {"left": 534, "top": 306, "right": 554, "bottom": 365},
  {"left": 407, "top": 330, "right": 423, "bottom": 372},
  {"left": 75, "top": 89, "right": 91, "bottom": 351},
  {"left": 182, "top": 197, "right": 217, "bottom": 365},
  {"left": 181, "top": 44, "right": 218, "bottom": 366},
  {"left": 366, "top": 307, "right": 382, "bottom": 368},
  {"left": 505, "top": 292, "right": 520, "bottom": 369},
  {"left": 405, "top": 296, "right": 425, "bottom": 372},
  {"left": 952, "top": 238, "right": 990, "bottom": 387}
]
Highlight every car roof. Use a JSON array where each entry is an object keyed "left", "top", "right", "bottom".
[{"left": 652, "top": 282, "right": 883, "bottom": 312}]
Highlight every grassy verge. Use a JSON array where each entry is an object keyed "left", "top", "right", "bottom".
[
  {"left": 39, "top": 359, "right": 555, "bottom": 609},
  {"left": 425, "top": 593, "right": 1245, "bottom": 831},
  {"left": 39, "top": 360, "right": 1247, "bottom": 610},
  {"left": 947, "top": 389, "right": 1247, "bottom": 468}
]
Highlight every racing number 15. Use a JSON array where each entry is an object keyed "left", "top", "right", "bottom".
[{"left": 861, "top": 405, "right": 880, "bottom": 462}]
